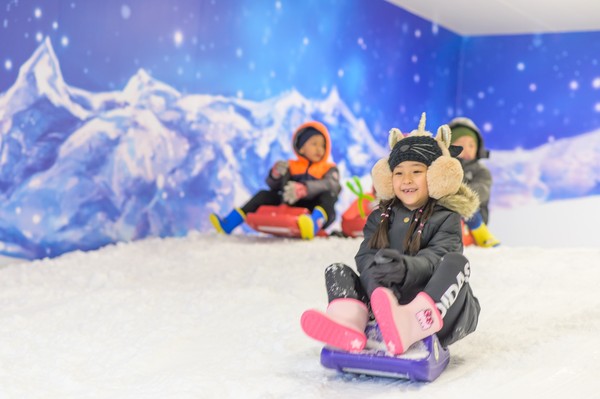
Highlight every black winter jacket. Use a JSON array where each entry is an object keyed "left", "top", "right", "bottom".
[
  {"left": 356, "top": 202, "right": 463, "bottom": 302},
  {"left": 355, "top": 185, "right": 481, "bottom": 347}
]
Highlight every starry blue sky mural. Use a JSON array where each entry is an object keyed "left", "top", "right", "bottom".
[
  {"left": 3, "top": 1, "right": 600, "bottom": 150},
  {"left": 4, "top": 1, "right": 600, "bottom": 151},
  {"left": 458, "top": 32, "right": 600, "bottom": 149},
  {"left": 0, "top": 0, "right": 461, "bottom": 145}
]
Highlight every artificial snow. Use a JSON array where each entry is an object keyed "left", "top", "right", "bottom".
[{"left": 1, "top": 198, "right": 600, "bottom": 398}]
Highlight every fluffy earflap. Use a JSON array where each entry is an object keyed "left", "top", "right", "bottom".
[
  {"left": 373, "top": 126, "right": 402, "bottom": 200},
  {"left": 427, "top": 123, "right": 464, "bottom": 199},
  {"left": 371, "top": 158, "right": 394, "bottom": 200},
  {"left": 427, "top": 156, "right": 463, "bottom": 199}
]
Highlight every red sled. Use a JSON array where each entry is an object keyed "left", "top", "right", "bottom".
[
  {"left": 245, "top": 205, "right": 327, "bottom": 238},
  {"left": 341, "top": 197, "right": 376, "bottom": 238}
]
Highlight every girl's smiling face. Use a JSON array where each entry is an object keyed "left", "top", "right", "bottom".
[{"left": 392, "top": 161, "right": 429, "bottom": 210}]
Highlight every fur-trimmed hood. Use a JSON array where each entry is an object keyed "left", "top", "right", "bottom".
[{"left": 438, "top": 183, "right": 480, "bottom": 219}]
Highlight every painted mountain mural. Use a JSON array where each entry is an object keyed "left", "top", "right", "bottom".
[
  {"left": 0, "top": 39, "right": 387, "bottom": 259},
  {"left": 1, "top": 39, "right": 599, "bottom": 259}
]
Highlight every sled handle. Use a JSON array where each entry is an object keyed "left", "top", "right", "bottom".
[{"left": 345, "top": 176, "right": 374, "bottom": 218}]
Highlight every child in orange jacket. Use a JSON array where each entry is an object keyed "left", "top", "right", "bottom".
[{"left": 210, "top": 121, "right": 341, "bottom": 239}]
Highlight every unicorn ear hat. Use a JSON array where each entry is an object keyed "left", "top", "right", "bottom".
[{"left": 372, "top": 113, "right": 465, "bottom": 200}]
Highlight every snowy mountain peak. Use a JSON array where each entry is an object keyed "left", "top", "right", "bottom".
[
  {"left": 0, "top": 37, "right": 90, "bottom": 120},
  {"left": 131, "top": 68, "right": 153, "bottom": 84},
  {"left": 325, "top": 86, "right": 341, "bottom": 103},
  {"left": 274, "top": 87, "right": 307, "bottom": 103},
  {"left": 13, "top": 37, "right": 67, "bottom": 97},
  {"left": 122, "top": 69, "right": 181, "bottom": 105}
]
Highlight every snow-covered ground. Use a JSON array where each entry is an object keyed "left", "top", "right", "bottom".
[
  {"left": 1, "top": 197, "right": 599, "bottom": 398},
  {"left": 490, "top": 195, "right": 600, "bottom": 248}
]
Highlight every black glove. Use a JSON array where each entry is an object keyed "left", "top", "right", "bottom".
[
  {"left": 370, "top": 248, "right": 407, "bottom": 286},
  {"left": 374, "top": 248, "right": 403, "bottom": 264}
]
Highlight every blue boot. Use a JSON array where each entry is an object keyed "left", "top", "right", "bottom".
[
  {"left": 298, "top": 206, "right": 328, "bottom": 240},
  {"left": 466, "top": 211, "right": 500, "bottom": 248},
  {"left": 210, "top": 208, "right": 245, "bottom": 234}
]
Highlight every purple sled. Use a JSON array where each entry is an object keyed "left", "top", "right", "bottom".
[{"left": 320, "top": 323, "right": 450, "bottom": 382}]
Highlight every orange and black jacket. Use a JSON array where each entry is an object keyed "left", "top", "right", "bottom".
[{"left": 266, "top": 121, "right": 341, "bottom": 199}]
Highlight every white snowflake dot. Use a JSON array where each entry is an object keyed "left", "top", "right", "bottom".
[
  {"left": 121, "top": 5, "right": 131, "bottom": 19},
  {"left": 569, "top": 80, "right": 579, "bottom": 90},
  {"left": 174, "top": 30, "right": 184, "bottom": 47}
]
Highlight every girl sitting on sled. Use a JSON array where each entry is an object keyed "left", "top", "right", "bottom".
[{"left": 301, "top": 113, "right": 481, "bottom": 354}]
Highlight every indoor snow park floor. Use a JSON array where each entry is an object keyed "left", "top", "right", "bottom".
[{"left": 1, "top": 228, "right": 600, "bottom": 399}]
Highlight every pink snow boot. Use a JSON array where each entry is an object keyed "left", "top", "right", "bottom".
[
  {"left": 300, "top": 298, "right": 368, "bottom": 352},
  {"left": 370, "top": 288, "right": 443, "bottom": 355}
]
